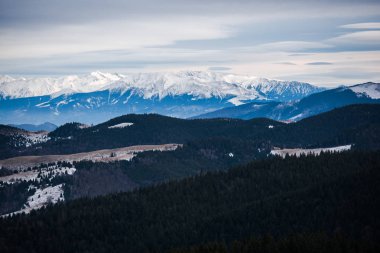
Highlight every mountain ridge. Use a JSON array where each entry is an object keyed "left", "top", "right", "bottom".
[
  {"left": 194, "top": 82, "right": 380, "bottom": 121},
  {"left": 0, "top": 71, "right": 325, "bottom": 103},
  {"left": 0, "top": 71, "right": 326, "bottom": 124},
  {"left": 9, "top": 122, "right": 57, "bottom": 132}
]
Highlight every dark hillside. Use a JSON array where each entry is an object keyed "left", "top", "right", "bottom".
[{"left": 1, "top": 151, "right": 379, "bottom": 252}]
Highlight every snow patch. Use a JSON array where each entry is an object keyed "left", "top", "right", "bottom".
[
  {"left": 289, "top": 113, "right": 304, "bottom": 121},
  {"left": 35, "top": 101, "right": 50, "bottom": 108},
  {"left": 5, "top": 184, "right": 64, "bottom": 216},
  {"left": 108, "top": 122, "right": 134, "bottom": 129},
  {"left": 228, "top": 97, "right": 244, "bottom": 106},
  {"left": 23, "top": 132, "right": 50, "bottom": 147},
  {"left": 9, "top": 132, "right": 50, "bottom": 148},
  {"left": 270, "top": 145, "right": 352, "bottom": 158},
  {"left": 0, "top": 166, "right": 76, "bottom": 184},
  {"left": 78, "top": 124, "right": 90, "bottom": 129}
]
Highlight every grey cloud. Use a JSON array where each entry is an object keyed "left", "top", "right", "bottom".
[
  {"left": 275, "top": 62, "right": 297, "bottom": 65},
  {"left": 306, "top": 62, "right": 333, "bottom": 65},
  {"left": 340, "top": 22, "right": 380, "bottom": 29},
  {"left": 208, "top": 66, "right": 231, "bottom": 71},
  {"left": 1, "top": 0, "right": 379, "bottom": 28},
  {"left": 288, "top": 53, "right": 314, "bottom": 57}
]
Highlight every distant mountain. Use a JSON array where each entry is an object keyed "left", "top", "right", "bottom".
[
  {"left": 0, "top": 71, "right": 324, "bottom": 124},
  {"left": 194, "top": 82, "right": 380, "bottom": 121},
  {"left": 9, "top": 122, "right": 57, "bottom": 132}
]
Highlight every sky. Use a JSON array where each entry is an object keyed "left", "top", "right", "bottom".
[{"left": 0, "top": 0, "right": 380, "bottom": 86}]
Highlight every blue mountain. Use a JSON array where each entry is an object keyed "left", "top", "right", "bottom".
[
  {"left": 9, "top": 122, "right": 57, "bottom": 132},
  {"left": 194, "top": 82, "right": 380, "bottom": 121},
  {"left": 0, "top": 71, "right": 324, "bottom": 125}
]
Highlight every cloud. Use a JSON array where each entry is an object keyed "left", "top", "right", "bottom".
[
  {"left": 288, "top": 53, "right": 314, "bottom": 57},
  {"left": 0, "top": 17, "right": 239, "bottom": 59},
  {"left": 340, "top": 22, "right": 380, "bottom": 29},
  {"left": 306, "top": 62, "right": 333, "bottom": 65},
  {"left": 0, "top": 0, "right": 379, "bottom": 87},
  {"left": 253, "top": 41, "right": 332, "bottom": 52},
  {"left": 275, "top": 62, "right": 297, "bottom": 65},
  {"left": 328, "top": 31, "right": 380, "bottom": 45},
  {"left": 208, "top": 66, "right": 232, "bottom": 71}
]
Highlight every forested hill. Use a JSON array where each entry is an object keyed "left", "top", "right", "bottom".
[
  {"left": 1, "top": 151, "right": 379, "bottom": 252},
  {"left": 7, "top": 103, "right": 380, "bottom": 158},
  {"left": 269, "top": 103, "right": 380, "bottom": 148}
]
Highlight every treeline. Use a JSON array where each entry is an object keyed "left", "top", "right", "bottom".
[
  {"left": 172, "top": 232, "right": 379, "bottom": 253},
  {"left": 0, "top": 181, "right": 35, "bottom": 215},
  {"left": 63, "top": 138, "right": 267, "bottom": 200},
  {"left": 0, "top": 151, "right": 379, "bottom": 252}
]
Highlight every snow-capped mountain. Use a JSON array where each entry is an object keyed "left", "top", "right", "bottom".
[
  {"left": 0, "top": 72, "right": 123, "bottom": 99},
  {"left": 0, "top": 71, "right": 325, "bottom": 124},
  {"left": 194, "top": 82, "right": 380, "bottom": 121},
  {"left": 0, "top": 71, "right": 323, "bottom": 103}
]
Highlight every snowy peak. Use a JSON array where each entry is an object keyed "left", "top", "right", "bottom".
[
  {"left": 0, "top": 71, "right": 121, "bottom": 99},
  {"left": 0, "top": 75, "right": 16, "bottom": 83},
  {"left": 349, "top": 82, "right": 380, "bottom": 99},
  {"left": 90, "top": 71, "right": 124, "bottom": 81},
  {"left": 0, "top": 71, "right": 324, "bottom": 104}
]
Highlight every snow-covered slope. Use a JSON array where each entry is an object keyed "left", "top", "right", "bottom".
[
  {"left": 0, "top": 72, "right": 123, "bottom": 99},
  {"left": 0, "top": 71, "right": 323, "bottom": 104},
  {"left": 349, "top": 82, "right": 380, "bottom": 99}
]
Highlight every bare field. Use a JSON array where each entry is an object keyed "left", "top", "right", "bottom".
[{"left": 0, "top": 144, "right": 182, "bottom": 169}]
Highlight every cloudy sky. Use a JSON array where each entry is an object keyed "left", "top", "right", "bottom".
[{"left": 0, "top": 0, "right": 379, "bottom": 86}]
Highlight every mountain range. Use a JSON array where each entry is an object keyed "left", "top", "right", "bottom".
[
  {"left": 0, "top": 71, "right": 324, "bottom": 124},
  {"left": 9, "top": 122, "right": 57, "bottom": 132},
  {"left": 1, "top": 71, "right": 379, "bottom": 125},
  {"left": 194, "top": 82, "right": 380, "bottom": 120}
]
